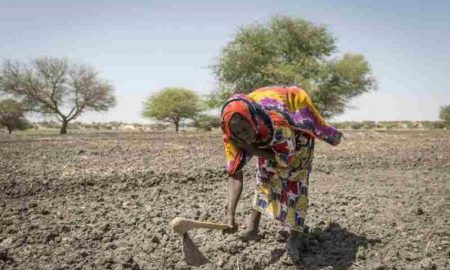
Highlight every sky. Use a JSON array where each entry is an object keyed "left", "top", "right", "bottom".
[{"left": 1, "top": 0, "right": 449, "bottom": 123}]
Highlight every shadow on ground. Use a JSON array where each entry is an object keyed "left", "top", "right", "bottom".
[
  {"left": 270, "top": 222, "right": 380, "bottom": 269},
  {"left": 182, "top": 233, "right": 209, "bottom": 266}
]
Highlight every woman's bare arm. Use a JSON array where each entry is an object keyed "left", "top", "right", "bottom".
[
  {"left": 226, "top": 170, "right": 243, "bottom": 229},
  {"left": 250, "top": 147, "right": 275, "bottom": 161},
  {"left": 232, "top": 139, "right": 275, "bottom": 161}
]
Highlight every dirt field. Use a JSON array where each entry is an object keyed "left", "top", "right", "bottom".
[{"left": 1, "top": 130, "right": 449, "bottom": 270}]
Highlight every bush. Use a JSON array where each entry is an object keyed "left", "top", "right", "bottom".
[
  {"left": 37, "top": 121, "right": 61, "bottom": 129},
  {"left": 350, "top": 122, "right": 364, "bottom": 129},
  {"left": 439, "top": 105, "right": 450, "bottom": 126},
  {"left": 1, "top": 117, "right": 32, "bottom": 133},
  {"left": 406, "top": 122, "right": 420, "bottom": 129},
  {"left": 150, "top": 123, "right": 170, "bottom": 131},
  {"left": 70, "top": 122, "right": 83, "bottom": 129},
  {"left": 431, "top": 121, "right": 446, "bottom": 129},
  {"left": 361, "top": 121, "right": 376, "bottom": 129},
  {"left": 378, "top": 121, "right": 398, "bottom": 129},
  {"left": 0, "top": 99, "right": 31, "bottom": 134},
  {"left": 192, "top": 114, "right": 220, "bottom": 131},
  {"left": 16, "top": 118, "right": 32, "bottom": 130}
]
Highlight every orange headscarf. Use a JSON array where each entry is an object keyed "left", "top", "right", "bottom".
[{"left": 220, "top": 97, "right": 258, "bottom": 140}]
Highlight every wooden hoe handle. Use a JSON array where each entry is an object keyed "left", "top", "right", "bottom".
[{"left": 169, "top": 217, "right": 229, "bottom": 235}]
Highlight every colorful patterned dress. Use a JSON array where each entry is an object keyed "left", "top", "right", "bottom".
[{"left": 222, "top": 86, "right": 342, "bottom": 231}]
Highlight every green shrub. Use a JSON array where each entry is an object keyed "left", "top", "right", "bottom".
[
  {"left": 431, "top": 121, "right": 446, "bottom": 129},
  {"left": 361, "top": 121, "right": 376, "bottom": 129},
  {"left": 406, "top": 122, "right": 420, "bottom": 129},
  {"left": 151, "top": 123, "right": 170, "bottom": 131},
  {"left": 193, "top": 114, "right": 220, "bottom": 131},
  {"left": 439, "top": 105, "right": 450, "bottom": 125},
  {"left": 350, "top": 122, "right": 364, "bottom": 129}
]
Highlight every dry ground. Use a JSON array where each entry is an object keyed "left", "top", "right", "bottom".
[{"left": 0, "top": 130, "right": 449, "bottom": 270}]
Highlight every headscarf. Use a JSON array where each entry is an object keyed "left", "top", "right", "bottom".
[
  {"left": 220, "top": 94, "right": 274, "bottom": 175},
  {"left": 220, "top": 94, "right": 272, "bottom": 145},
  {"left": 220, "top": 97, "right": 257, "bottom": 140}
]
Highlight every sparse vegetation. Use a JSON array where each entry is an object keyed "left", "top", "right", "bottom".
[
  {"left": 192, "top": 114, "right": 220, "bottom": 131},
  {"left": 142, "top": 87, "right": 202, "bottom": 132},
  {"left": 0, "top": 99, "right": 31, "bottom": 134},
  {"left": 0, "top": 57, "right": 116, "bottom": 134},
  {"left": 439, "top": 105, "right": 450, "bottom": 126}
]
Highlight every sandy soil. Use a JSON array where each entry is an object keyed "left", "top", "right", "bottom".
[{"left": 0, "top": 130, "right": 449, "bottom": 270}]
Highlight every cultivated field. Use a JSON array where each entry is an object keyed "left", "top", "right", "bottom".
[{"left": 0, "top": 130, "right": 449, "bottom": 270}]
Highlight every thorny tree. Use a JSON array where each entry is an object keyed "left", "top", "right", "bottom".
[
  {"left": 0, "top": 57, "right": 116, "bottom": 134},
  {"left": 211, "top": 16, "right": 377, "bottom": 118},
  {"left": 0, "top": 99, "right": 30, "bottom": 134},
  {"left": 142, "top": 87, "right": 202, "bottom": 132}
]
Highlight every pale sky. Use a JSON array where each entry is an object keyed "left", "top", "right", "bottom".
[{"left": 1, "top": 0, "right": 449, "bottom": 123}]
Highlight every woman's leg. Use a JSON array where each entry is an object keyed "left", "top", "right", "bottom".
[
  {"left": 238, "top": 209, "right": 261, "bottom": 241},
  {"left": 282, "top": 229, "right": 301, "bottom": 265}
]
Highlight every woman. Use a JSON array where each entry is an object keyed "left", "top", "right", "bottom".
[{"left": 221, "top": 85, "right": 342, "bottom": 264}]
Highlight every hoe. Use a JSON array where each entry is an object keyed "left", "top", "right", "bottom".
[{"left": 169, "top": 217, "right": 229, "bottom": 266}]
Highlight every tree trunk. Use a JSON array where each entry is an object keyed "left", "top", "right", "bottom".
[
  {"left": 60, "top": 119, "right": 69, "bottom": 134},
  {"left": 175, "top": 121, "right": 179, "bottom": 132},
  {"left": 7, "top": 127, "right": 12, "bottom": 135}
]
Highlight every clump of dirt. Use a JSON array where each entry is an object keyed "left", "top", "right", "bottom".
[{"left": 0, "top": 130, "right": 449, "bottom": 269}]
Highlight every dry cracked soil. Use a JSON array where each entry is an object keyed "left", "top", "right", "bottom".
[{"left": 0, "top": 129, "right": 449, "bottom": 270}]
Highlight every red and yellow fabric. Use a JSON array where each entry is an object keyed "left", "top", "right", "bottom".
[
  {"left": 220, "top": 86, "right": 341, "bottom": 231},
  {"left": 221, "top": 86, "right": 341, "bottom": 176}
]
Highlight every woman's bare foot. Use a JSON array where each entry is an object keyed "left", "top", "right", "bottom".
[
  {"left": 238, "top": 210, "right": 261, "bottom": 241},
  {"left": 275, "top": 229, "right": 289, "bottom": 242},
  {"left": 281, "top": 231, "right": 301, "bottom": 265},
  {"left": 238, "top": 227, "right": 260, "bottom": 241}
]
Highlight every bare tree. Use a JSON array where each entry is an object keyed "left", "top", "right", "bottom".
[{"left": 0, "top": 57, "right": 116, "bottom": 134}]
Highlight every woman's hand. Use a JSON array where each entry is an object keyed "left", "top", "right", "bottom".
[
  {"left": 224, "top": 171, "right": 243, "bottom": 234},
  {"left": 232, "top": 139, "right": 275, "bottom": 161},
  {"left": 232, "top": 139, "right": 256, "bottom": 154}
]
